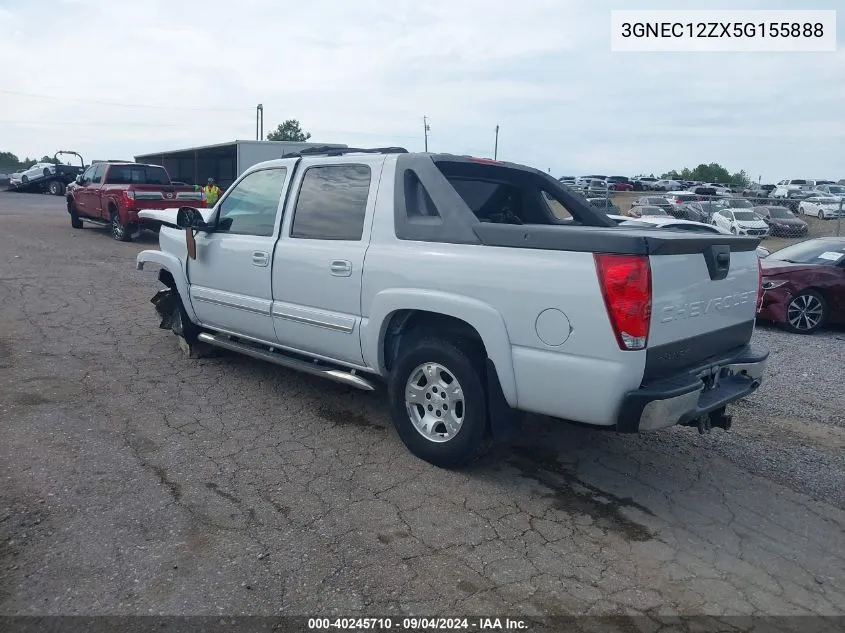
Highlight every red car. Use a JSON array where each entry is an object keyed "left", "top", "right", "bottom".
[
  {"left": 607, "top": 176, "right": 633, "bottom": 191},
  {"left": 757, "top": 237, "right": 845, "bottom": 333}
]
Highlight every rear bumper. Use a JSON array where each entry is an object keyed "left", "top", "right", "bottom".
[{"left": 616, "top": 344, "right": 768, "bottom": 432}]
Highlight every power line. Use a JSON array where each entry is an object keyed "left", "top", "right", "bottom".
[
  {"left": 0, "top": 120, "right": 187, "bottom": 127},
  {"left": 0, "top": 89, "right": 245, "bottom": 112}
]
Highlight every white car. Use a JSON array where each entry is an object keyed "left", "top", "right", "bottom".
[
  {"left": 17, "top": 162, "right": 57, "bottom": 184},
  {"left": 711, "top": 209, "right": 769, "bottom": 237},
  {"left": 652, "top": 179, "right": 681, "bottom": 191},
  {"left": 798, "top": 196, "right": 845, "bottom": 220},
  {"left": 813, "top": 184, "right": 845, "bottom": 198}
]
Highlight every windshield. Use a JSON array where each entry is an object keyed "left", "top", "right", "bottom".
[
  {"left": 768, "top": 207, "right": 793, "bottom": 218},
  {"left": 733, "top": 211, "right": 758, "bottom": 221},
  {"left": 826, "top": 185, "right": 845, "bottom": 194},
  {"left": 769, "top": 240, "right": 845, "bottom": 265},
  {"left": 790, "top": 180, "right": 807, "bottom": 185},
  {"left": 811, "top": 198, "right": 839, "bottom": 205}
]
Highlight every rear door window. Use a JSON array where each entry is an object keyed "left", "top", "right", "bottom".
[{"left": 290, "top": 164, "right": 372, "bottom": 240}]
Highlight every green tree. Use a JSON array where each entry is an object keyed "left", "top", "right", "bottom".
[
  {"left": 661, "top": 162, "right": 750, "bottom": 188},
  {"left": 0, "top": 151, "right": 21, "bottom": 172},
  {"left": 266, "top": 119, "right": 311, "bottom": 142}
]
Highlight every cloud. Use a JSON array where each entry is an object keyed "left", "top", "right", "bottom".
[{"left": 0, "top": 0, "right": 842, "bottom": 181}]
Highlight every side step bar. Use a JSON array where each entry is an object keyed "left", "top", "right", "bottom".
[
  {"left": 81, "top": 218, "right": 110, "bottom": 228},
  {"left": 196, "top": 332, "right": 377, "bottom": 392}
]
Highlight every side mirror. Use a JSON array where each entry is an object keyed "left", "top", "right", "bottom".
[
  {"left": 75, "top": 175, "right": 83, "bottom": 184},
  {"left": 176, "top": 206, "right": 207, "bottom": 230}
]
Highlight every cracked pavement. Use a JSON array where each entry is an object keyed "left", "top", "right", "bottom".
[{"left": 1, "top": 193, "right": 844, "bottom": 619}]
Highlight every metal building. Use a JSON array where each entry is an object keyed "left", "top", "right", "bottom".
[{"left": 134, "top": 140, "right": 348, "bottom": 189}]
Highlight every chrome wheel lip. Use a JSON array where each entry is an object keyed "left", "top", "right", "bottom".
[
  {"left": 404, "top": 362, "right": 465, "bottom": 444},
  {"left": 787, "top": 294, "right": 823, "bottom": 331}
]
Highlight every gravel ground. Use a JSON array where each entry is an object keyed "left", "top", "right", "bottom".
[{"left": 1, "top": 192, "right": 844, "bottom": 621}]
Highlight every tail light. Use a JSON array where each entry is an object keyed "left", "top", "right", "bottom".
[
  {"left": 594, "top": 253, "right": 652, "bottom": 351},
  {"left": 123, "top": 190, "right": 136, "bottom": 207}
]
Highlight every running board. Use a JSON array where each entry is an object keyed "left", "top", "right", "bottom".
[
  {"left": 81, "top": 218, "right": 110, "bottom": 228},
  {"left": 196, "top": 332, "right": 376, "bottom": 391}
]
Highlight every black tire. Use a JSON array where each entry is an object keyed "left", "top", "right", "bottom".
[
  {"left": 68, "top": 200, "right": 83, "bottom": 229},
  {"left": 49, "top": 180, "right": 64, "bottom": 196},
  {"left": 171, "top": 292, "right": 201, "bottom": 344},
  {"left": 388, "top": 334, "right": 490, "bottom": 468},
  {"left": 110, "top": 208, "right": 132, "bottom": 242},
  {"left": 781, "top": 290, "right": 827, "bottom": 334}
]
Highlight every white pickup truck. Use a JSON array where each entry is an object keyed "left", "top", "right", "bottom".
[{"left": 136, "top": 147, "right": 768, "bottom": 468}]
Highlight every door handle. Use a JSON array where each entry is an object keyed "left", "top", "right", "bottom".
[
  {"left": 330, "top": 259, "right": 352, "bottom": 277},
  {"left": 252, "top": 251, "right": 269, "bottom": 267}
]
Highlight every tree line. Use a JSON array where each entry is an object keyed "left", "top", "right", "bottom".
[
  {"left": 635, "top": 163, "right": 752, "bottom": 187},
  {"left": 0, "top": 152, "right": 59, "bottom": 173}
]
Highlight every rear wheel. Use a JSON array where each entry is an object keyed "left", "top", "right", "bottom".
[
  {"left": 818, "top": 210, "right": 825, "bottom": 220},
  {"left": 110, "top": 208, "right": 132, "bottom": 242},
  {"left": 49, "top": 180, "right": 64, "bottom": 196},
  {"left": 783, "top": 290, "right": 826, "bottom": 334},
  {"left": 388, "top": 335, "right": 490, "bottom": 468}
]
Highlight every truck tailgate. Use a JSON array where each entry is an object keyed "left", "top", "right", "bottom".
[
  {"left": 645, "top": 247, "right": 759, "bottom": 380},
  {"left": 131, "top": 186, "right": 203, "bottom": 209}
]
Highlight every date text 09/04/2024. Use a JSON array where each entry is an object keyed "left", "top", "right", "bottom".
[{"left": 308, "top": 617, "right": 529, "bottom": 630}]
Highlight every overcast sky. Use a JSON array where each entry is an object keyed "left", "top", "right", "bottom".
[{"left": 0, "top": 0, "right": 842, "bottom": 182}]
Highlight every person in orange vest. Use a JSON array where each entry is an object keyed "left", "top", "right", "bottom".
[{"left": 203, "top": 178, "right": 223, "bottom": 207}]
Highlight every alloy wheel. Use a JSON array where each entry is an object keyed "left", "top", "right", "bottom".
[
  {"left": 404, "top": 362, "right": 465, "bottom": 443},
  {"left": 787, "top": 294, "right": 824, "bottom": 332}
]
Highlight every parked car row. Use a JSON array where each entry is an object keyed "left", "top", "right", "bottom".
[
  {"left": 622, "top": 194, "right": 814, "bottom": 238},
  {"left": 741, "top": 180, "right": 845, "bottom": 215}
]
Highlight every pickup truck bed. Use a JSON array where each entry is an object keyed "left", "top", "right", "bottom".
[{"left": 137, "top": 148, "right": 768, "bottom": 468}]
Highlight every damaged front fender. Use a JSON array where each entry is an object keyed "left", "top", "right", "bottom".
[{"left": 151, "top": 289, "right": 177, "bottom": 330}]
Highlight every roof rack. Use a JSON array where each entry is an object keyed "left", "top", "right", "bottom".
[{"left": 281, "top": 146, "right": 409, "bottom": 158}]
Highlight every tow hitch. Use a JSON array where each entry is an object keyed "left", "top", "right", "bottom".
[{"left": 691, "top": 407, "right": 732, "bottom": 434}]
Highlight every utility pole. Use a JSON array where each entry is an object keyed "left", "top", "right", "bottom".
[
  {"left": 423, "top": 116, "right": 430, "bottom": 152},
  {"left": 256, "top": 104, "right": 264, "bottom": 140},
  {"left": 494, "top": 124, "right": 499, "bottom": 160}
]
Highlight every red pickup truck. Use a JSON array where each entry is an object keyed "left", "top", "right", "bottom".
[{"left": 66, "top": 162, "right": 205, "bottom": 241}]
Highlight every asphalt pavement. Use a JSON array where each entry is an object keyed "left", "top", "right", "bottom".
[{"left": 1, "top": 192, "right": 844, "bottom": 622}]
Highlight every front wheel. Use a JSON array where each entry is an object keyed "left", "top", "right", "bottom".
[
  {"left": 49, "top": 180, "right": 64, "bottom": 196},
  {"left": 818, "top": 210, "right": 825, "bottom": 220},
  {"left": 68, "top": 200, "right": 83, "bottom": 229},
  {"left": 388, "top": 335, "right": 490, "bottom": 468},
  {"left": 783, "top": 290, "right": 827, "bottom": 334}
]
